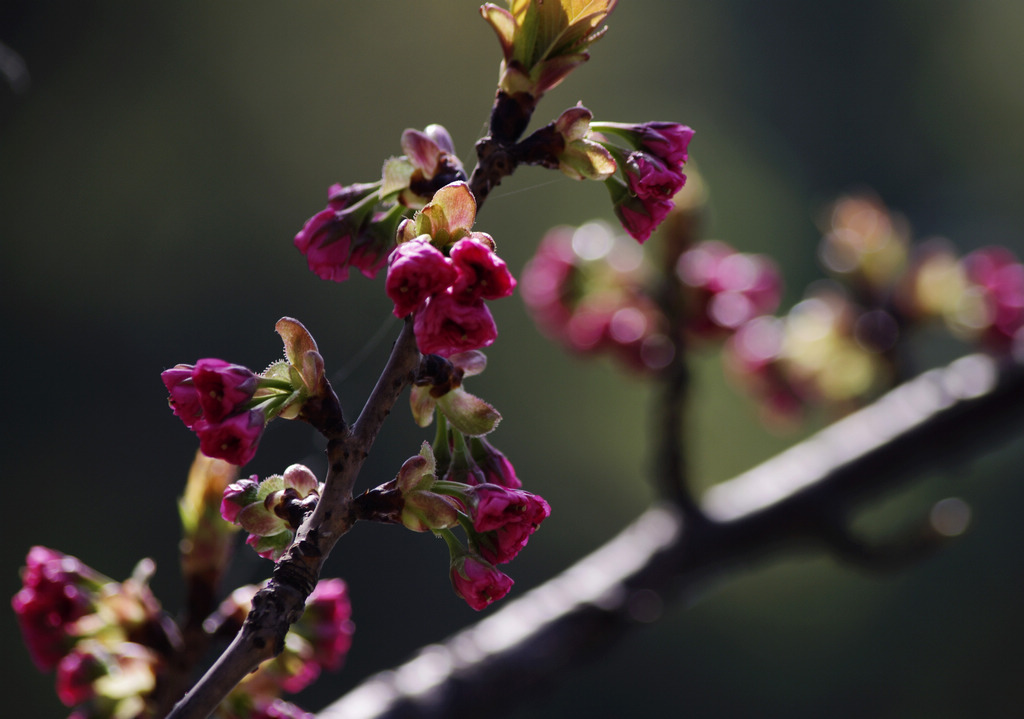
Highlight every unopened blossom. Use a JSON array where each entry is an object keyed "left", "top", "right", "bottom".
[
  {"left": 593, "top": 122, "right": 694, "bottom": 242},
  {"left": 449, "top": 238, "right": 517, "bottom": 303},
  {"left": 162, "top": 360, "right": 269, "bottom": 466},
  {"left": 162, "top": 365, "right": 203, "bottom": 428},
  {"left": 220, "top": 475, "right": 260, "bottom": 524},
  {"left": 194, "top": 409, "right": 266, "bottom": 467},
  {"left": 623, "top": 152, "right": 686, "bottom": 201},
  {"left": 450, "top": 554, "right": 514, "bottom": 611},
  {"left": 468, "top": 484, "right": 550, "bottom": 564},
  {"left": 961, "top": 246, "right": 1024, "bottom": 351},
  {"left": 294, "top": 182, "right": 400, "bottom": 282},
  {"left": 56, "top": 647, "right": 103, "bottom": 707},
  {"left": 414, "top": 290, "right": 498, "bottom": 357},
  {"left": 298, "top": 579, "right": 355, "bottom": 672},
  {"left": 192, "top": 359, "right": 259, "bottom": 423},
  {"left": 385, "top": 238, "right": 458, "bottom": 318},
  {"left": 594, "top": 121, "right": 694, "bottom": 167},
  {"left": 12, "top": 547, "right": 105, "bottom": 671},
  {"left": 676, "top": 240, "right": 783, "bottom": 339},
  {"left": 223, "top": 465, "right": 322, "bottom": 561},
  {"left": 606, "top": 177, "right": 674, "bottom": 243},
  {"left": 469, "top": 436, "right": 521, "bottom": 488}
]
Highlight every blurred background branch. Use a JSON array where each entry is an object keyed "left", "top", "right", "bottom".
[{"left": 317, "top": 351, "right": 1023, "bottom": 719}]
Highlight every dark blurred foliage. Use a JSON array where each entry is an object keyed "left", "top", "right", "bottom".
[{"left": 2, "top": 2, "right": 1024, "bottom": 717}]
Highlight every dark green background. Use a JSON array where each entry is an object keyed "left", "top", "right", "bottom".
[{"left": 3, "top": 2, "right": 1024, "bottom": 717}]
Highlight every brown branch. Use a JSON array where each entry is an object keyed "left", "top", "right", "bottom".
[
  {"left": 166, "top": 319, "right": 421, "bottom": 719},
  {"left": 315, "top": 353, "right": 1024, "bottom": 719}
]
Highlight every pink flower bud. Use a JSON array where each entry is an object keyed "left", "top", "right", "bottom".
[
  {"left": 450, "top": 554, "right": 514, "bottom": 611},
  {"left": 12, "top": 547, "right": 105, "bottom": 670},
  {"left": 161, "top": 364, "right": 202, "bottom": 428},
  {"left": 192, "top": 359, "right": 258, "bottom": 423},
  {"left": 56, "top": 647, "right": 104, "bottom": 706},
  {"left": 194, "top": 409, "right": 266, "bottom": 466},
  {"left": 385, "top": 238, "right": 459, "bottom": 318},
  {"left": 282, "top": 464, "right": 320, "bottom": 496},
  {"left": 301, "top": 579, "right": 355, "bottom": 672},
  {"left": 469, "top": 436, "right": 521, "bottom": 488},
  {"left": 414, "top": 291, "right": 498, "bottom": 357},
  {"left": 614, "top": 194, "right": 674, "bottom": 244},
  {"left": 294, "top": 207, "right": 354, "bottom": 282},
  {"left": 469, "top": 485, "right": 550, "bottom": 564},
  {"left": 449, "top": 238, "right": 517, "bottom": 303},
  {"left": 594, "top": 121, "right": 694, "bottom": 167},
  {"left": 220, "top": 475, "right": 260, "bottom": 524},
  {"left": 623, "top": 152, "right": 686, "bottom": 201},
  {"left": 632, "top": 122, "right": 694, "bottom": 166}
]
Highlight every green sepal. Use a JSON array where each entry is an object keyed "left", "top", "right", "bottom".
[
  {"left": 436, "top": 388, "right": 502, "bottom": 436},
  {"left": 248, "top": 531, "right": 293, "bottom": 562},
  {"left": 238, "top": 501, "right": 287, "bottom": 537},
  {"left": 261, "top": 359, "right": 292, "bottom": 384},
  {"left": 410, "top": 385, "right": 437, "bottom": 427}
]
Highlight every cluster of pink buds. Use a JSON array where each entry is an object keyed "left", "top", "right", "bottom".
[
  {"left": 521, "top": 221, "right": 781, "bottom": 373},
  {"left": 386, "top": 181, "right": 517, "bottom": 357},
  {"left": 220, "top": 465, "right": 324, "bottom": 561},
  {"left": 12, "top": 548, "right": 176, "bottom": 718},
  {"left": 592, "top": 121, "right": 695, "bottom": 243},
  {"left": 162, "top": 359, "right": 267, "bottom": 466},
  {"left": 162, "top": 318, "right": 331, "bottom": 466},
  {"left": 295, "top": 125, "right": 467, "bottom": 284},
  {"left": 207, "top": 579, "right": 353, "bottom": 711},
  {"left": 725, "top": 194, "right": 1024, "bottom": 424},
  {"left": 293, "top": 181, "right": 405, "bottom": 283},
  {"left": 360, "top": 349, "right": 548, "bottom": 611},
  {"left": 387, "top": 439, "right": 550, "bottom": 611},
  {"left": 676, "top": 240, "right": 783, "bottom": 339},
  {"left": 905, "top": 243, "right": 1024, "bottom": 353}
]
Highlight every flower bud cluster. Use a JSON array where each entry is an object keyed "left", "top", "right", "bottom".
[
  {"left": 593, "top": 121, "right": 695, "bottom": 243},
  {"left": 910, "top": 244, "right": 1024, "bottom": 353},
  {"left": 162, "top": 318, "right": 332, "bottom": 466},
  {"left": 220, "top": 465, "right": 323, "bottom": 561},
  {"left": 391, "top": 437, "right": 549, "bottom": 611},
  {"left": 522, "top": 220, "right": 782, "bottom": 373},
  {"left": 295, "top": 125, "right": 467, "bottom": 284},
  {"left": 726, "top": 194, "right": 1024, "bottom": 423},
  {"left": 162, "top": 359, "right": 267, "bottom": 466},
  {"left": 366, "top": 351, "right": 548, "bottom": 611},
  {"left": 386, "top": 182, "right": 517, "bottom": 357},
  {"left": 12, "top": 548, "right": 175, "bottom": 718},
  {"left": 207, "top": 579, "right": 353, "bottom": 712}
]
